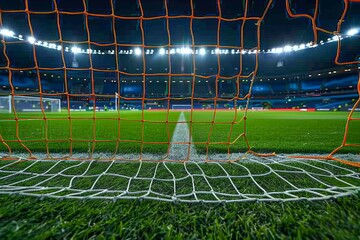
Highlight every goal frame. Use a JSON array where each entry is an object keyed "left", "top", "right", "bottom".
[{"left": 0, "top": 95, "right": 61, "bottom": 113}]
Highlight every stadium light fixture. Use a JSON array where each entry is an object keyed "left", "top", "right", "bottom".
[
  {"left": 292, "top": 45, "right": 299, "bottom": 51},
  {"left": 199, "top": 48, "right": 206, "bottom": 55},
  {"left": 347, "top": 28, "right": 359, "bottom": 36},
  {"left": 27, "top": 36, "right": 36, "bottom": 44},
  {"left": 299, "top": 44, "right": 306, "bottom": 50},
  {"left": 274, "top": 47, "right": 283, "bottom": 54},
  {"left": 49, "top": 43, "right": 56, "bottom": 49},
  {"left": 180, "top": 47, "right": 192, "bottom": 55},
  {"left": 159, "top": 48, "right": 165, "bottom": 55},
  {"left": 180, "top": 47, "right": 186, "bottom": 54},
  {"left": 284, "top": 45, "right": 292, "bottom": 52},
  {"left": 0, "top": 29, "right": 15, "bottom": 37},
  {"left": 71, "top": 46, "right": 81, "bottom": 54},
  {"left": 134, "top": 48, "right": 141, "bottom": 55}
]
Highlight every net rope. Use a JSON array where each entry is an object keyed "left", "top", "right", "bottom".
[
  {"left": 0, "top": 155, "right": 359, "bottom": 202},
  {"left": 0, "top": 0, "right": 359, "bottom": 202}
]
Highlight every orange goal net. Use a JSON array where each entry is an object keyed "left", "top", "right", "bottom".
[
  {"left": 0, "top": 0, "right": 359, "bottom": 202},
  {"left": 0, "top": 0, "right": 359, "bottom": 164}
]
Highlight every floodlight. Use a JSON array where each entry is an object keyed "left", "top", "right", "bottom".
[
  {"left": 71, "top": 46, "right": 81, "bottom": 54},
  {"left": 274, "top": 47, "right": 283, "bottom": 54},
  {"left": 347, "top": 28, "right": 359, "bottom": 36},
  {"left": 159, "top": 48, "right": 166, "bottom": 55},
  {"left": 0, "top": 29, "right": 15, "bottom": 37},
  {"left": 134, "top": 48, "right": 141, "bottom": 55},
  {"left": 299, "top": 44, "right": 306, "bottom": 50},
  {"left": 292, "top": 45, "right": 299, "bottom": 51},
  {"left": 284, "top": 45, "right": 292, "bottom": 52},
  {"left": 180, "top": 47, "right": 192, "bottom": 55},
  {"left": 180, "top": 47, "right": 186, "bottom": 54},
  {"left": 49, "top": 43, "right": 56, "bottom": 49},
  {"left": 199, "top": 48, "right": 206, "bottom": 55},
  {"left": 27, "top": 36, "right": 36, "bottom": 44}
]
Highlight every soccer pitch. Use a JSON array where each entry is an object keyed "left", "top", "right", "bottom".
[
  {"left": 0, "top": 110, "right": 359, "bottom": 155},
  {"left": 0, "top": 110, "right": 360, "bottom": 238}
]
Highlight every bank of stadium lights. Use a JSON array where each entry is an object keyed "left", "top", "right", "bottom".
[{"left": 1, "top": 27, "right": 360, "bottom": 57}]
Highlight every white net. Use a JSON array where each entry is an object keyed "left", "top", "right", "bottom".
[
  {"left": 0, "top": 0, "right": 359, "bottom": 203},
  {"left": 0, "top": 154, "right": 359, "bottom": 202}
]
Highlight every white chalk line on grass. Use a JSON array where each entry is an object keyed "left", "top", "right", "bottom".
[{"left": 167, "top": 112, "right": 198, "bottom": 161}]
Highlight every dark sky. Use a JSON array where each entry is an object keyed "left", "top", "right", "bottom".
[
  {"left": 0, "top": 0, "right": 359, "bottom": 49},
  {"left": 0, "top": 0, "right": 359, "bottom": 76}
]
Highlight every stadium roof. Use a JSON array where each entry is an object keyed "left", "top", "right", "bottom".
[{"left": 0, "top": 0, "right": 359, "bottom": 76}]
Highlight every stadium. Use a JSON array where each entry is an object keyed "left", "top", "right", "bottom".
[{"left": 0, "top": 0, "right": 359, "bottom": 238}]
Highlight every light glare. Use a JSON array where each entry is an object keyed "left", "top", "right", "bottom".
[
  {"left": 0, "top": 29, "right": 15, "bottom": 37},
  {"left": 284, "top": 45, "right": 292, "bottom": 52},
  {"left": 27, "top": 36, "right": 36, "bottom": 44},
  {"left": 347, "top": 28, "right": 359, "bottom": 36},
  {"left": 159, "top": 48, "right": 165, "bottom": 55},
  {"left": 71, "top": 46, "right": 81, "bottom": 54},
  {"left": 134, "top": 48, "right": 141, "bottom": 55}
]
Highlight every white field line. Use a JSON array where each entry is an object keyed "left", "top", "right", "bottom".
[{"left": 167, "top": 112, "right": 198, "bottom": 161}]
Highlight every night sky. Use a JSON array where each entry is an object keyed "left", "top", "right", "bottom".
[
  {"left": 1, "top": 0, "right": 359, "bottom": 48},
  {"left": 0, "top": 0, "right": 359, "bottom": 77},
  {"left": 0, "top": 0, "right": 359, "bottom": 98}
]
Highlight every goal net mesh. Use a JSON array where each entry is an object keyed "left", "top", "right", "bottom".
[{"left": 0, "top": 0, "right": 359, "bottom": 202}]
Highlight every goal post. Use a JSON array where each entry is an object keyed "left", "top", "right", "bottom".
[{"left": 0, "top": 95, "right": 61, "bottom": 113}]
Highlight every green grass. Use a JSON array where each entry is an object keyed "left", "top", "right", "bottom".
[
  {"left": 0, "top": 193, "right": 359, "bottom": 238},
  {"left": 1, "top": 110, "right": 359, "bottom": 155},
  {"left": 188, "top": 111, "right": 360, "bottom": 154},
  {"left": 0, "top": 111, "right": 180, "bottom": 155},
  {"left": 0, "top": 158, "right": 359, "bottom": 238},
  {"left": 0, "top": 110, "right": 360, "bottom": 238}
]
